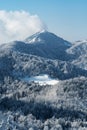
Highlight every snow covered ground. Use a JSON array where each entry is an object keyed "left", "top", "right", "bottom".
[{"left": 23, "top": 74, "right": 59, "bottom": 85}]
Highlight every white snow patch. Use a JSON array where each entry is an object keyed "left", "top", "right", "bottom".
[
  {"left": 23, "top": 74, "right": 59, "bottom": 85},
  {"left": 28, "top": 37, "right": 42, "bottom": 43},
  {"left": 29, "top": 37, "right": 36, "bottom": 43}
]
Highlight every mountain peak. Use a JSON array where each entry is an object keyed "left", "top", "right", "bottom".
[
  {"left": 24, "top": 30, "right": 48, "bottom": 43},
  {"left": 24, "top": 31, "right": 71, "bottom": 47},
  {"left": 0, "top": 30, "right": 71, "bottom": 60}
]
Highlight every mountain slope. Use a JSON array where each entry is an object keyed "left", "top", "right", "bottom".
[
  {"left": 67, "top": 40, "right": 87, "bottom": 56},
  {"left": 67, "top": 40, "right": 87, "bottom": 70},
  {"left": 0, "top": 51, "right": 87, "bottom": 82},
  {"left": 0, "top": 31, "right": 72, "bottom": 61},
  {"left": 0, "top": 31, "right": 87, "bottom": 80},
  {"left": 0, "top": 31, "right": 87, "bottom": 129}
]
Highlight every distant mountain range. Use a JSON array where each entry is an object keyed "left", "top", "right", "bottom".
[{"left": 0, "top": 30, "right": 87, "bottom": 80}]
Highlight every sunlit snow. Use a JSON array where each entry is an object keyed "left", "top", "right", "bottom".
[
  {"left": 23, "top": 74, "right": 59, "bottom": 85},
  {"left": 28, "top": 37, "right": 42, "bottom": 43}
]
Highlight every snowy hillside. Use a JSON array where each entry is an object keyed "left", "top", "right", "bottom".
[
  {"left": 0, "top": 31, "right": 72, "bottom": 60},
  {"left": 67, "top": 40, "right": 87, "bottom": 56},
  {"left": 67, "top": 40, "right": 87, "bottom": 70},
  {"left": 0, "top": 31, "right": 87, "bottom": 129}
]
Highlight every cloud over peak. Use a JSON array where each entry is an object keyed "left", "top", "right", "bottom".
[{"left": 0, "top": 10, "right": 46, "bottom": 43}]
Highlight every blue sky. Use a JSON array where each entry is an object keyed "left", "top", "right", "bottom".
[{"left": 0, "top": 0, "right": 87, "bottom": 41}]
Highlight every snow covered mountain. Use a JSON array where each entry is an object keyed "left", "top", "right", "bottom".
[
  {"left": 0, "top": 31, "right": 87, "bottom": 129},
  {"left": 0, "top": 31, "right": 72, "bottom": 60},
  {"left": 67, "top": 40, "right": 87, "bottom": 56},
  {"left": 67, "top": 40, "right": 87, "bottom": 70},
  {"left": 25, "top": 30, "right": 71, "bottom": 47}
]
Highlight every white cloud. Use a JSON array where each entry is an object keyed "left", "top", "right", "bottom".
[{"left": 0, "top": 10, "right": 46, "bottom": 43}]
